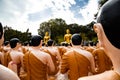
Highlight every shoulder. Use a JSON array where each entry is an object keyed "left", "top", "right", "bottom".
[
  {"left": 41, "top": 51, "right": 51, "bottom": 58},
  {"left": 81, "top": 49, "right": 94, "bottom": 60},
  {"left": 18, "top": 51, "right": 24, "bottom": 56},
  {"left": 93, "top": 48, "right": 104, "bottom": 54},
  {"left": 64, "top": 50, "right": 74, "bottom": 55}
]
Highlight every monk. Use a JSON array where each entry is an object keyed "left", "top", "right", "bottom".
[
  {"left": 43, "top": 39, "right": 61, "bottom": 80},
  {"left": 92, "top": 43, "right": 113, "bottom": 74},
  {"left": 64, "top": 29, "right": 72, "bottom": 44},
  {"left": 78, "top": 0, "right": 120, "bottom": 80},
  {"left": 7, "top": 38, "right": 24, "bottom": 78},
  {"left": 0, "top": 22, "right": 20, "bottom": 80},
  {"left": 60, "top": 34, "right": 96, "bottom": 80},
  {"left": 1, "top": 41, "right": 11, "bottom": 66},
  {"left": 58, "top": 42, "right": 72, "bottom": 58},
  {"left": 44, "top": 31, "right": 50, "bottom": 45},
  {"left": 85, "top": 41, "right": 96, "bottom": 53},
  {"left": 23, "top": 35, "right": 55, "bottom": 80}
]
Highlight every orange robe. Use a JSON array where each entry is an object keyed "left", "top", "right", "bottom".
[
  {"left": 23, "top": 51, "right": 47, "bottom": 80},
  {"left": 92, "top": 48, "right": 113, "bottom": 74},
  {"left": 0, "top": 52, "right": 2, "bottom": 64},
  {"left": 4, "top": 52, "right": 21, "bottom": 76},
  {"left": 0, "top": 47, "right": 3, "bottom": 64},
  {"left": 21, "top": 47, "right": 29, "bottom": 54},
  {"left": 86, "top": 46, "right": 95, "bottom": 53},
  {"left": 43, "top": 49, "right": 59, "bottom": 75},
  {"left": 3, "top": 51, "right": 11, "bottom": 67},
  {"left": 0, "top": 46, "right": 11, "bottom": 65},
  {"left": 60, "top": 50, "right": 90, "bottom": 80},
  {"left": 58, "top": 46, "right": 71, "bottom": 58}
]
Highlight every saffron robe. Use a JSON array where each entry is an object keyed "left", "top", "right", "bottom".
[
  {"left": 86, "top": 46, "right": 95, "bottom": 53},
  {"left": 23, "top": 51, "right": 47, "bottom": 80},
  {"left": 3, "top": 51, "right": 21, "bottom": 76},
  {"left": 58, "top": 46, "right": 71, "bottom": 58},
  {"left": 43, "top": 49, "right": 59, "bottom": 75},
  {"left": 60, "top": 50, "right": 90, "bottom": 80},
  {"left": 92, "top": 48, "right": 113, "bottom": 74}
]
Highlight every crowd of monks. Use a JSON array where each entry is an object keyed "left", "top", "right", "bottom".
[
  {"left": 0, "top": 0, "right": 120, "bottom": 80},
  {"left": 0, "top": 34, "right": 113, "bottom": 80}
]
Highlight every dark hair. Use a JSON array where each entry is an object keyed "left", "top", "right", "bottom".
[
  {"left": 61, "top": 42, "right": 65, "bottom": 46},
  {"left": 23, "top": 41, "right": 29, "bottom": 46},
  {"left": 28, "top": 40, "right": 32, "bottom": 46},
  {"left": 64, "top": 42, "right": 69, "bottom": 47},
  {"left": 47, "top": 39, "right": 53, "bottom": 46},
  {"left": 0, "top": 22, "right": 3, "bottom": 39},
  {"left": 89, "top": 41, "right": 94, "bottom": 46},
  {"left": 4, "top": 41, "right": 9, "bottom": 46},
  {"left": 71, "top": 34, "right": 82, "bottom": 45},
  {"left": 10, "top": 38, "right": 20, "bottom": 48},
  {"left": 31, "top": 35, "right": 42, "bottom": 46},
  {"left": 97, "top": 0, "right": 120, "bottom": 49}
]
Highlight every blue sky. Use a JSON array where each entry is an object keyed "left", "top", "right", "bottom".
[{"left": 0, "top": 0, "right": 99, "bottom": 35}]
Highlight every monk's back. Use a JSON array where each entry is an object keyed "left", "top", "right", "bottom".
[
  {"left": 61, "top": 50, "right": 90, "bottom": 80},
  {"left": 24, "top": 51, "right": 47, "bottom": 80},
  {"left": 45, "top": 48, "right": 59, "bottom": 74},
  {"left": 92, "top": 48, "right": 112, "bottom": 74}
]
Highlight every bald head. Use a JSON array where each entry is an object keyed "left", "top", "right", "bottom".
[{"left": 97, "top": 0, "right": 120, "bottom": 49}]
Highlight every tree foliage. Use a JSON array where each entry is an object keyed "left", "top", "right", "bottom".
[
  {"left": 4, "top": 19, "right": 97, "bottom": 45},
  {"left": 4, "top": 26, "right": 31, "bottom": 44},
  {"left": 38, "top": 18, "right": 97, "bottom": 44},
  {"left": 38, "top": 18, "right": 67, "bottom": 43},
  {"left": 98, "top": 0, "right": 109, "bottom": 8}
]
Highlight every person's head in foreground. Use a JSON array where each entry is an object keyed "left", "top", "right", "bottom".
[
  {"left": 96, "top": 0, "right": 120, "bottom": 49},
  {"left": 78, "top": 0, "right": 120, "bottom": 80}
]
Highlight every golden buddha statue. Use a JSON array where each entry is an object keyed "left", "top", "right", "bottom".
[
  {"left": 44, "top": 31, "right": 50, "bottom": 45},
  {"left": 64, "top": 29, "right": 72, "bottom": 44}
]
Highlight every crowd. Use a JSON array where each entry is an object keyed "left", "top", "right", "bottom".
[{"left": 0, "top": 0, "right": 120, "bottom": 80}]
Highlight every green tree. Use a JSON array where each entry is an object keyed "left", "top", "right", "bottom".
[
  {"left": 4, "top": 26, "right": 31, "bottom": 44},
  {"left": 67, "top": 23, "right": 81, "bottom": 34},
  {"left": 38, "top": 18, "right": 67, "bottom": 44},
  {"left": 38, "top": 19, "right": 97, "bottom": 44},
  {"left": 98, "top": 0, "right": 108, "bottom": 8}
]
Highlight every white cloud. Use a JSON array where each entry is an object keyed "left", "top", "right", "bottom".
[
  {"left": 79, "top": 0, "right": 99, "bottom": 24},
  {"left": 0, "top": 0, "right": 99, "bottom": 35}
]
